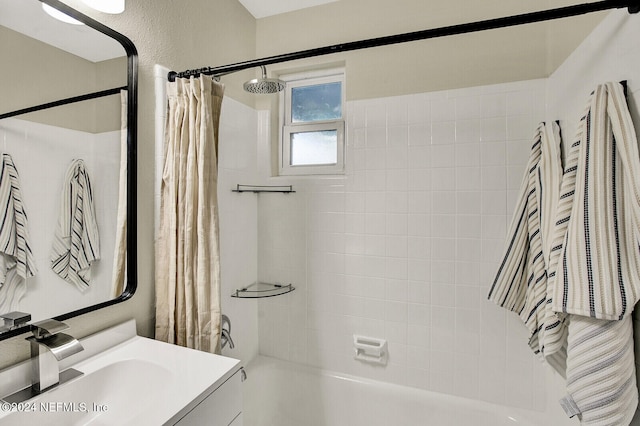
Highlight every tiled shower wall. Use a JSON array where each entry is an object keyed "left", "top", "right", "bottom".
[
  {"left": 217, "top": 97, "right": 260, "bottom": 365},
  {"left": 257, "top": 79, "right": 552, "bottom": 409}
]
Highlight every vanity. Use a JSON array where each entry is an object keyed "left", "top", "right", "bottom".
[{"left": 0, "top": 320, "right": 244, "bottom": 425}]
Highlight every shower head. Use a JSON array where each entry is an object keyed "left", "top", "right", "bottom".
[{"left": 243, "top": 66, "right": 285, "bottom": 94}]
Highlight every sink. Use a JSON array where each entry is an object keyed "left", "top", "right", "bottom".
[
  {"left": 0, "top": 360, "right": 171, "bottom": 425},
  {"left": 0, "top": 320, "right": 242, "bottom": 425}
]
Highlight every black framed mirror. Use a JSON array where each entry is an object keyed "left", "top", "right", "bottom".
[{"left": 0, "top": 0, "right": 137, "bottom": 340}]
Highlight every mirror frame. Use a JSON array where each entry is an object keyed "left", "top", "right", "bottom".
[{"left": 0, "top": 0, "right": 138, "bottom": 341}]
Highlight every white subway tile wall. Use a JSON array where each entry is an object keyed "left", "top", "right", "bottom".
[{"left": 257, "top": 79, "right": 550, "bottom": 409}]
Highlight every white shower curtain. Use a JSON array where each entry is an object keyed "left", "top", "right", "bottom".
[{"left": 155, "top": 75, "right": 224, "bottom": 353}]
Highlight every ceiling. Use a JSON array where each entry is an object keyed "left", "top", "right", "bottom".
[
  {"left": 0, "top": 0, "right": 124, "bottom": 62},
  {"left": 238, "top": 0, "right": 338, "bottom": 18}
]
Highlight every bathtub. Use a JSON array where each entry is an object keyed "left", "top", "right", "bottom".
[{"left": 242, "top": 356, "right": 575, "bottom": 426}]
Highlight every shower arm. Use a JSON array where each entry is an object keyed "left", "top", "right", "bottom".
[{"left": 168, "top": 0, "right": 640, "bottom": 82}]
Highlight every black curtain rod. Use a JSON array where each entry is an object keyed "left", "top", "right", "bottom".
[
  {"left": 0, "top": 86, "right": 127, "bottom": 120},
  {"left": 169, "top": 0, "right": 640, "bottom": 82}
]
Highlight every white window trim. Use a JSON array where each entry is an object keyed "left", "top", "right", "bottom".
[{"left": 279, "top": 68, "right": 345, "bottom": 176}]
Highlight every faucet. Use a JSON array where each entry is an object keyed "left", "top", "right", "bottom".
[
  {"left": 220, "top": 315, "right": 235, "bottom": 349},
  {"left": 0, "top": 311, "right": 31, "bottom": 333},
  {"left": 2, "top": 319, "right": 84, "bottom": 404},
  {"left": 27, "top": 319, "right": 84, "bottom": 393}
]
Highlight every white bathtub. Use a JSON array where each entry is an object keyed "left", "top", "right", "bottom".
[{"left": 242, "top": 356, "right": 575, "bottom": 426}]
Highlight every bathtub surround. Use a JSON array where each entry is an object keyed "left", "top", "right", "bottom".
[
  {"left": 155, "top": 76, "right": 225, "bottom": 353},
  {"left": 254, "top": 8, "right": 640, "bottom": 419},
  {"left": 216, "top": 98, "right": 261, "bottom": 365},
  {"left": 258, "top": 78, "right": 549, "bottom": 408}
]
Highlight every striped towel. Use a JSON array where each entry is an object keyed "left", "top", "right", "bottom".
[
  {"left": 561, "top": 315, "right": 636, "bottom": 425},
  {"left": 551, "top": 82, "right": 638, "bottom": 425},
  {"left": 552, "top": 82, "right": 640, "bottom": 320},
  {"left": 50, "top": 159, "right": 100, "bottom": 291},
  {"left": 488, "top": 121, "right": 567, "bottom": 373},
  {"left": 0, "top": 154, "right": 36, "bottom": 312}
]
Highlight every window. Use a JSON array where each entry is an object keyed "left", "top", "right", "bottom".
[{"left": 280, "top": 70, "right": 345, "bottom": 175}]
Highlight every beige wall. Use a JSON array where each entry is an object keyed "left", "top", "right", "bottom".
[
  {"left": 1, "top": 26, "right": 126, "bottom": 133},
  {"left": 255, "top": 0, "right": 605, "bottom": 102},
  {"left": 0, "top": 0, "right": 256, "bottom": 369}
]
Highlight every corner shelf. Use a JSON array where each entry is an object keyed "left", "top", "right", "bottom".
[{"left": 231, "top": 282, "right": 295, "bottom": 299}]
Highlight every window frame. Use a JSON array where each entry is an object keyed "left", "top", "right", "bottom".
[{"left": 279, "top": 69, "right": 345, "bottom": 176}]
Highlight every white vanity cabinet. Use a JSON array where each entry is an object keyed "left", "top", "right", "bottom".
[{"left": 173, "top": 367, "right": 244, "bottom": 426}]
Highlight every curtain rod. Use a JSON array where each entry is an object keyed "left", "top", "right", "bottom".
[
  {"left": 168, "top": 0, "right": 640, "bottom": 82},
  {"left": 0, "top": 86, "right": 126, "bottom": 121}
]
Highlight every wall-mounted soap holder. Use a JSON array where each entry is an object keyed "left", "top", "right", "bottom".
[{"left": 353, "top": 335, "right": 388, "bottom": 365}]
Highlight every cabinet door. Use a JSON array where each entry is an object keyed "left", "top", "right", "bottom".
[{"left": 174, "top": 369, "right": 243, "bottom": 426}]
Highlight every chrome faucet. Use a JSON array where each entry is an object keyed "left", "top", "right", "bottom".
[
  {"left": 0, "top": 311, "right": 31, "bottom": 333},
  {"left": 27, "top": 319, "right": 84, "bottom": 392},
  {"left": 2, "top": 319, "right": 84, "bottom": 404},
  {"left": 220, "top": 315, "right": 235, "bottom": 349}
]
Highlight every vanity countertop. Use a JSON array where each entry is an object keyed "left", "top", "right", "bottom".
[{"left": 0, "top": 319, "right": 242, "bottom": 425}]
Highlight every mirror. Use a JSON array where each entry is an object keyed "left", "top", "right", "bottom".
[{"left": 0, "top": 0, "right": 137, "bottom": 340}]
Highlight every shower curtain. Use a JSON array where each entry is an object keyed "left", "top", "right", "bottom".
[
  {"left": 155, "top": 75, "right": 224, "bottom": 353},
  {"left": 111, "top": 89, "right": 128, "bottom": 298}
]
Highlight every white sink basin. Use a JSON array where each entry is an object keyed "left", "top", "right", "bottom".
[{"left": 0, "top": 320, "right": 241, "bottom": 425}]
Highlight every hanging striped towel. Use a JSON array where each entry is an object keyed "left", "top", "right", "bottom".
[
  {"left": 552, "top": 82, "right": 640, "bottom": 320},
  {"left": 50, "top": 159, "right": 100, "bottom": 291},
  {"left": 0, "top": 154, "right": 37, "bottom": 312},
  {"left": 550, "top": 82, "right": 639, "bottom": 425},
  {"left": 561, "top": 315, "right": 636, "bottom": 425},
  {"left": 487, "top": 121, "right": 567, "bottom": 373}
]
